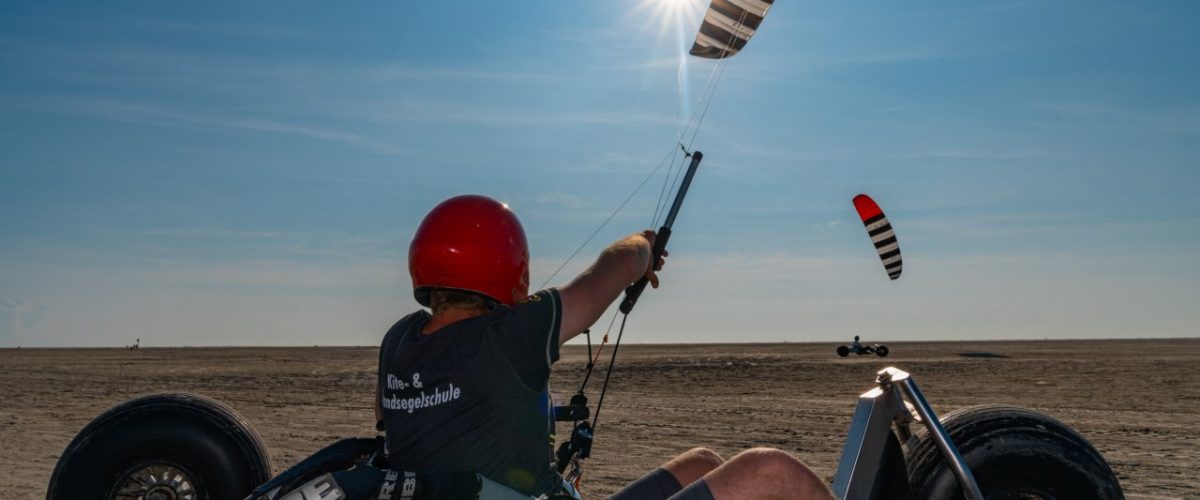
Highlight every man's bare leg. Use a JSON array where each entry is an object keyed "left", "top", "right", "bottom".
[
  {"left": 661, "top": 448, "right": 724, "bottom": 486},
  {"left": 701, "top": 448, "right": 833, "bottom": 500},
  {"left": 607, "top": 448, "right": 724, "bottom": 500}
]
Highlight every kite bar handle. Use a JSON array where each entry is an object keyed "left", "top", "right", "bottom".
[{"left": 619, "top": 151, "right": 702, "bottom": 314}]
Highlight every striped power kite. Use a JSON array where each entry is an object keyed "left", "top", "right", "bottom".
[
  {"left": 852, "top": 194, "right": 902, "bottom": 280},
  {"left": 689, "top": 0, "right": 775, "bottom": 59}
]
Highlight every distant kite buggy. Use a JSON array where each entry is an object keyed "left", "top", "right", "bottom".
[
  {"left": 837, "top": 335, "right": 889, "bottom": 358},
  {"left": 853, "top": 194, "right": 902, "bottom": 280}
]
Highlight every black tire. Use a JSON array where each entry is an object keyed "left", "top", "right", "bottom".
[
  {"left": 876, "top": 345, "right": 889, "bottom": 357},
  {"left": 47, "top": 393, "right": 273, "bottom": 500},
  {"left": 837, "top": 345, "right": 850, "bottom": 357},
  {"left": 906, "top": 405, "right": 1123, "bottom": 500}
]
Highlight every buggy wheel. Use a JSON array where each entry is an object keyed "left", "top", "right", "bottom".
[
  {"left": 47, "top": 393, "right": 272, "bottom": 500},
  {"left": 837, "top": 345, "right": 850, "bottom": 357},
  {"left": 875, "top": 345, "right": 889, "bottom": 357},
  {"left": 906, "top": 405, "right": 1123, "bottom": 500}
]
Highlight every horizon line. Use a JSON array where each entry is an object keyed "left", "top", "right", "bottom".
[{"left": 3, "top": 336, "right": 1197, "bottom": 350}]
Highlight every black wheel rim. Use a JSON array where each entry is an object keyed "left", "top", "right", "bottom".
[{"left": 109, "top": 462, "right": 203, "bottom": 500}]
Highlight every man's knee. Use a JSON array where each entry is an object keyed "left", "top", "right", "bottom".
[
  {"left": 701, "top": 448, "right": 832, "bottom": 500},
  {"left": 729, "top": 448, "right": 827, "bottom": 490},
  {"left": 678, "top": 448, "right": 724, "bottom": 469},
  {"left": 664, "top": 447, "right": 725, "bottom": 487}
]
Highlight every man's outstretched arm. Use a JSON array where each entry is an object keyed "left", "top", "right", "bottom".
[{"left": 556, "top": 230, "right": 664, "bottom": 346}]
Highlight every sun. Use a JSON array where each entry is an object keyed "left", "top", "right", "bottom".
[{"left": 627, "top": 0, "right": 706, "bottom": 41}]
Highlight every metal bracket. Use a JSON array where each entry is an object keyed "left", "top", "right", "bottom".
[
  {"left": 831, "top": 375, "right": 910, "bottom": 498},
  {"left": 832, "top": 367, "right": 984, "bottom": 500}
]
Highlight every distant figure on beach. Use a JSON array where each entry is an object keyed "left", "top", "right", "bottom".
[
  {"left": 368, "top": 195, "right": 834, "bottom": 500},
  {"left": 837, "top": 334, "right": 889, "bottom": 358}
]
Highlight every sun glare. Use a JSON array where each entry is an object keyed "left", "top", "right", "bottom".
[
  {"left": 628, "top": 0, "right": 705, "bottom": 42},
  {"left": 623, "top": 0, "right": 706, "bottom": 127}
]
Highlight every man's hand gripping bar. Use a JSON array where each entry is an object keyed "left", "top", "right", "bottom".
[{"left": 619, "top": 151, "right": 703, "bottom": 314}]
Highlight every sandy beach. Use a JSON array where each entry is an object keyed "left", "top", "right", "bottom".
[{"left": 2, "top": 339, "right": 1196, "bottom": 499}]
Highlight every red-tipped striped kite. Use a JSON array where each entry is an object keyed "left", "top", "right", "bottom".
[{"left": 852, "top": 194, "right": 902, "bottom": 280}]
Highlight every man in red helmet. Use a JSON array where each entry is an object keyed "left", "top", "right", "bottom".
[{"left": 378, "top": 194, "right": 833, "bottom": 500}]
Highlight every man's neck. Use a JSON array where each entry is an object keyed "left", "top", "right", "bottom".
[{"left": 423, "top": 307, "right": 489, "bottom": 334}]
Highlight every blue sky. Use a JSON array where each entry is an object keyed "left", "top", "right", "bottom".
[{"left": 2, "top": 0, "right": 1197, "bottom": 347}]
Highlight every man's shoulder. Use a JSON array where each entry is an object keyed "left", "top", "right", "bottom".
[
  {"left": 383, "top": 310, "right": 431, "bottom": 341},
  {"left": 507, "top": 289, "right": 562, "bottom": 326}
]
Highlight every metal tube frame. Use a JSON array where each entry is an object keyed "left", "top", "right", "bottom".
[{"left": 831, "top": 367, "right": 984, "bottom": 500}]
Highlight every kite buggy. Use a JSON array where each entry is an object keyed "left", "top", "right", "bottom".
[{"left": 838, "top": 335, "right": 890, "bottom": 358}]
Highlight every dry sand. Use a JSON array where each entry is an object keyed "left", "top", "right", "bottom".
[{"left": 1, "top": 339, "right": 1197, "bottom": 499}]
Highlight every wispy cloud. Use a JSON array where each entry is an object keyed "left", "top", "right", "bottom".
[
  {"left": 110, "top": 227, "right": 289, "bottom": 239},
  {"left": 358, "top": 63, "right": 565, "bottom": 84},
  {"left": 0, "top": 297, "right": 49, "bottom": 338},
  {"left": 119, "top": 16, "right": 315, "bottom": 40},
  {"left": 1037, "top": 101, "right": 1200, "bottom": 135},
  {"left": 527, "top": 192, "right": 593, "bottom": 210},
  {"left": 138, "top": 259, "right": 404, "bottom": 289},
  {"left": 899, "top": 211, "right": 1199, "bottom": 242},
  {"left": 2, "top": 33, "right": 693, "bottom": 156},
  {"left": 11, "top": 95, "right": 403, "bottom": 154}
]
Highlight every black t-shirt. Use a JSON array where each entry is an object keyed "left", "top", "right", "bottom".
[{"left": 378, "top": 289, "right": 563, "bottom": 496}]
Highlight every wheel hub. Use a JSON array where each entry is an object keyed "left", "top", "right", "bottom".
[{"left": 112, "top": 463, "right": 198, "bottom": 500}]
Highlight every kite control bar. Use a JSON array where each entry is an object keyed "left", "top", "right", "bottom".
[{"left": 619, "top": 151, "right": 703, "bottom": 314}]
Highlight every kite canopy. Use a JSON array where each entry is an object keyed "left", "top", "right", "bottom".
[
  {"left": 689, "top": 0, "right": 775, "bottom": 59},
  {"left": 853, "top": 194, "right": 902, "bottom": 280}
]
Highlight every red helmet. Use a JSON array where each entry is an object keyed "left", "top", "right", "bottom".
[{"left": 409, "top": 194, "right": 530, "bottom": 307}]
